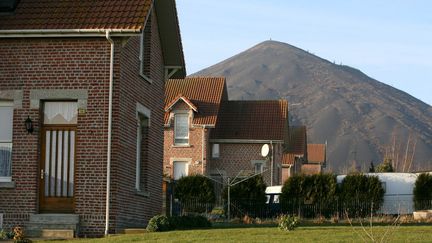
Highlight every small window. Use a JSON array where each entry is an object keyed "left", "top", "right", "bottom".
[
  {"left": 174, "top": 113, "right": 189, "bottom": 145},
  {"left": 254, "top": 163, "right": 264, "bottom": 174},
  {"left": 0, "top": 101, "right": 13, "bottom": 182},
  {"left": 212, "top": 144, "right": 220, "bottom": 158},
  {"left": 173, "top": 161, "right": 188, "bottom": 180},
  {"left": 136, "top": 113, "right": 150, "bottom": 192}
]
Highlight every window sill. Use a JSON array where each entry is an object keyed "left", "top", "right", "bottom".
[
  {"left": 135, "top": 189, "right": 150, "bottom": 198},
  {"left": 172, "top": 144, "right": 192, "bottom": 148},
  {"left": 0, "top": 181, "right": 15, "bottom": 188}
]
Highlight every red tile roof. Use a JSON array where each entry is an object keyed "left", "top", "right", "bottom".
[
  {"left": 301, "top": 164, "right": 322, "bottom": 175},
  {"left": 282, "top": 153, "right": 296, "bottom": 165},
  {"left": 165, "top": 77, "right": 226, "bottom": 126},
  {"left": 211, "top": 100, "right": 288, "bottom": 141},
  {"left": 165, "top": 94, "right": 198, "bottom": 112},
  {"left": 307, "top": 144, "right": 326, "bottom": 164},
  {"left": 0, "top": 0, "right": 152, "bottom": 30},
  {"left": 286, "top": 126, "right": 307, "bottom": 155}
]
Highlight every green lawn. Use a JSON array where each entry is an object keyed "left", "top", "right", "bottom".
[{"left": 38, "top": 225, "right": 432, "bottom": 243}]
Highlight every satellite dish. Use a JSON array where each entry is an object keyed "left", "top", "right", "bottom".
[{"left": 261, "top": 144, "right": 270, "bottom": 157}]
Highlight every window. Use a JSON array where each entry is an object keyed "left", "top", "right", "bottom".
[
  {"left": 212, "top": 144, "right": 220, "bottom": 158},
  {"left": 254, "top": 163, "right": 264, "bottom": 174},
  {"left": 0, "top": 101, "right": 13, "bottom": 182},
  {"left": 174, "top": 113, "right": 189, "bottom": 145},
  {"left": 136, "top": 113, "right": 150, "bottom": 193},
  {"left": 173, "top": 161, "right": 188, "bottom": 180},
  {"left": 139, "top": 11, "right": 152, "bottom": 82}
]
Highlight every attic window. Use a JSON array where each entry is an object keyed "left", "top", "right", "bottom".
[
  {"left": 139, "top": 11, "right": 152, "bottom": 83},
  {"left": 0, "top": 0, "right": 19, "bottom": 12}
]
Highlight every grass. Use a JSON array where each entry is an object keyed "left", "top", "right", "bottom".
[{"left": 37, "top": 225, "right": 432, "bottom": 243}]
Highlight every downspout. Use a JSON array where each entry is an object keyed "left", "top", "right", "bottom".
[
  {"left": 202, "top": 125, "right": 207, "bottom": 174},
  {"left": 105, "top": 30, "right": 114, "bottom": 236},
  {"left": 270, "top": 141, "right": 274, "bottom": 186}
]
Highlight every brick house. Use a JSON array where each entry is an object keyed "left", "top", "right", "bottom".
[
  {"left": 301, "top": 144, "right": 327, "bottom": 175},
  {"left": 163, "top": 77, "right": 288, "bottom": 188},
  {"left": 281, "top": 126, "right": 307, "bottom": 182},
  {"left": 0, "top": 0, "right": 185, "bottom": 237}
]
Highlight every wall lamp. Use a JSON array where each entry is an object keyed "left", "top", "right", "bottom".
[{"left": 25, "top": 116, "right": 34, "bottom": 134}]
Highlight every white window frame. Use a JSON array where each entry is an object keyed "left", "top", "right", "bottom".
[
  {"left": 174, "top": 113, "right": 189, "bottom": 145},
  {"left": 0, "top": 101, "right": 14, "bottom": 182},
  {"left": 173, "top": 161, "right": 189, "bottom": 180},
  {"left": 251, "top": 160, "right": 266, "bottom": 174},
  {"left": 135, "top": 104, "right": 151, "bottom": 193},
  {"left": 212, "top": 144, "right": 220, "bottom": 158}
]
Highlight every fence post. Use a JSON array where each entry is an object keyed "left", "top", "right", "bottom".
[{"left": 227, "top": 178, "right": 231, "bottom": 222}]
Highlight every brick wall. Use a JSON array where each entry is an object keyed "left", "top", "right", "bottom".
[
  {"left": 0, "top": 8, "right": 166, "bottom": 236},
  {"left": 163, "top": 102, "right": 210, "bottom": 178},
  {"left": 208, "top": 143, "right": 283, "bottom": 186},
  {"left": 111, "top": 8, "right": 165, "bottom": 233},
  {"left": 0, "top": 37, "right": 112, "bottom": 235}
]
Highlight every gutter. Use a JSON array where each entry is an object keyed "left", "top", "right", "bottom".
[
  {"left": 0, "top": 29, "right": 141, "bottom": 38},
  {"left": 104, "top": 30, "right": 115, "bottom": 236},
  {"left": 201, "top": 125, "right": 208, "bottom": 174}
]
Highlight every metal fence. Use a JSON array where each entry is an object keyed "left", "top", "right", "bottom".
[{"left": 170, "top": 198, "right": 432, "bottom": 220}]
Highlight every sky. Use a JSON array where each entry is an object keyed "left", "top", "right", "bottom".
[{"left": 176, "top": 0, "right": 432, "bottom": 106}]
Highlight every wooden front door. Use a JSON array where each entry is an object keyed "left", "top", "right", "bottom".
[{"left": 39, "top": 102, "right": 78, "bottom": 213}]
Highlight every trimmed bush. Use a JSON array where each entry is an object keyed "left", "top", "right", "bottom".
[
  {"left": 174, "top": 175, "right": 216, "bottom": 204},
  {"left": 413, "top": 173, "right": 432, "bottom": 210},
  {"left": 223, "top": 175, "right": 267, "bottom": 217},
  {"left": 170, "top": 215, "right": 212, "bottom": 229},
  {"left": 339, "top": 173, "right": 385, "bottom": 216},
  {"left": 280, "top": 173, "right": 337, "bottom": 217},
  {"left": 146, "top": 215, "right": 173, "bottom": 232},
  {"left": 146, "top": 215, "right": 211, "bottom": 232}
]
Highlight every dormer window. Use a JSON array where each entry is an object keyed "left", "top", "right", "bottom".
[
  {"left": 139, "top": 11, "right": 152, "bottom": 83},
  {"left": 174, "top": 113, "right": 189, "bottom": 145}
]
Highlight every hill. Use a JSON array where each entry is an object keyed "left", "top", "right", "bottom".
[{"left": 193, "top": 40, "right": 432, "bottom": 172}]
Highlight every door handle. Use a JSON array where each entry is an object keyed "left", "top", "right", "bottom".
[{"left": 41, "top": 169, "right": 44, "bottom": 180}]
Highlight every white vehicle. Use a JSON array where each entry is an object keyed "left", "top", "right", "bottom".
[{"left": 337, "top": 173, "right": 417, "bottom": 214}]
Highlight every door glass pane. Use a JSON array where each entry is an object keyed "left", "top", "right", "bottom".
[
  {"left": 50, "top": 131, "right": 57, "bottom": 196},
  {"left": 56, "top": 131, "right": 63, "bottom": 197},
  {"left": 62, "top": 131, "right": 69, "bottom": 197},
  {"left": 173, "top": 161, "right": 188, "bottom": 180},
  {"left": 44, "top": 102, "right": 78, "bottom": 125},
  {"left": 44, "top": 131, "right": 51, "bottom": 196},
  {"left": 69, "top": 131, "right": 75, "bottom": 197}
]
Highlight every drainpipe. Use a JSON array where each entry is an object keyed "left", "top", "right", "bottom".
[
  {"left": 105, "top": 30, "right": 114, "bottom": 236},
  {"left": 201, "top": 125, "right": 207, "bottom": 174},
  {"left": 270, "top": 141, "right": 274, "bottom": 186}
]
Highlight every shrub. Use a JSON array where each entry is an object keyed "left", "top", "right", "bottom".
[
  {"left": 223, "top": 175, "right": 267, "bottom": 217},
  {"left": 339, "top": 173, "right": 385, "bottom": 216},
  {"left": 278, "top": 215, "right": 300, "bottom": 231},
  {"left": 174, "top": 175, "right": 216, "bottom": 213},
  {"left": 175, "top": 175, "right": 216, "bottom": 203},
  {"left": 279, "top": 173, "right": 337, "bottom": 217},
  {"left": 413, "top": 173, "right": 432, "bottom": 210},
  {"left": 170, "top": 215, "right": 212, "bottom": 229},
  {"left": 146, "top": 215, "right": 173, "bottom": 232},
  {"left": 146, "top": 215, "right": 211, "bottom": 232}
]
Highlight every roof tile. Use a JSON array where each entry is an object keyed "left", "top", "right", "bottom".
[
  {"left": 165, "top": 77, "right": 226, "bottom": 126},
  {"left": 211, "top": 100, "right": 288, "bottom": 140},
  {"left": 0, "top": 0, "right": 152, "bottom": 30},
  {"left": 307, "top": 144, "right": 326, "bottom": 164}
]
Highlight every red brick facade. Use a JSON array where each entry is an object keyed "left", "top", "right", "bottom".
[{"left": 0, "top": 7, "right": 171, "bottom": 236}]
